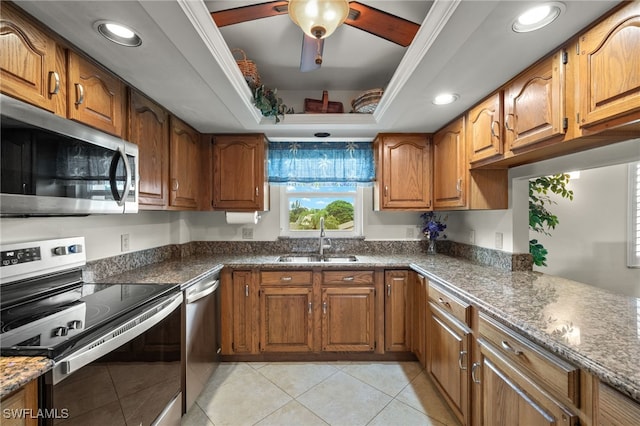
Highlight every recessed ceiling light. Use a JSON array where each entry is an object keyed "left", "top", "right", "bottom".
[
  {"left": 432, "top": 93, "right": 459, "bottom": 105},
  {"left": 512, "top": 2, "right": 564, "bottom": 33},
  {"left": 95, "top": 21, "right": 142, "bottom": 47}
]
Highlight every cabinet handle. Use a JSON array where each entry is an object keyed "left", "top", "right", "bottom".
[
  {"left": 280, "top": 276, "right": 292, "bottom": 281},
  {"left": 342, "top": 276, "right": 354, "bottom": 281},
  {"left": 308, "top": 302, "right": 312, "bottom": 314},
  {"left": 322, "top": 301, "right": 327, "bottom": 314},
  {"left": 505, "top": 113, "right": 515, "bottom": 131},
  {"left": 245, "top": 284, "right": 249, "bottom": 297},
  {"left": 438, "top": 297, "right": 451, "bottom": 309},
  {"left": 75, "top": 83, "right": 84, "bottom": 105},
  {"left": 458, "top": 350, "right": 468, "bottom": 370},
  {"left": 384, "top": 186, "right": 388, "bottom": 197},
  {"left": 456, "top": 178, "right": 462, "bottom": 193},
  {"left": 171, "top": 178, "right": 179, "bottom": 191},
  {"left": 387, "top": 283, "right": 391, "bottom": 297},
  {"left": 49, "top": 71, "right": 60, "bottom": 95},
  {"left": 501, "top": 340, "right": 523, "bottom": 355},
  {"left": 490, "top": 120, "right": 499, "bottom": 139},
  {"left": 471, "top": 362, "right": 481, "bottom": 384},
  {"left": 255, "top": 186, "right": 259, "bottom": 196}
]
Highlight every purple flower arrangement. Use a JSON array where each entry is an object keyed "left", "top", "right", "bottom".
[{"left": 421, "top": 212, "right": 447, "bottom": 241}]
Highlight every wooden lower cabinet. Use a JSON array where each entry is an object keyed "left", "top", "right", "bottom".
[
  {"left": 411, "top": 273, "right": 427, "bottom": 367},
  {"left": 476, "top": 340, "right": 578, "bottom": 426},
  {"left": 0, "top": 379, "right": 38, "bottom": 426},
  {"left": 384, "top": 270, "right": 410, "bottom": 352},
  {"left": 597, "top": 380, "right": 640, "bottom": 426},
  {"left": 321, "top": 286, "right": 376, "bottom": 352},
  {"left": 260, "top": 286, "right": 313, "bottom": 352},
  {"left": 221, "top": 269, "right": 258, "bottom": 355},
  {"left": 428, "top": 302, "right": 471, "bottom": 425}
]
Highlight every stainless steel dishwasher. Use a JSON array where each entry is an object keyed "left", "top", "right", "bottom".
[{"left": 183, "top": 268, "right": 221, "bottom": 413}]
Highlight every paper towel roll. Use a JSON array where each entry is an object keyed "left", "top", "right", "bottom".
[{"left": 225, "top": 211, "right": 260, "bottom": 224}]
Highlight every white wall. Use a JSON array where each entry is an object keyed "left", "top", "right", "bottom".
[
  {"left": 530, "top": 164, "right": 640, "bottom": 297},
  {"left": 0, "top": 211, "right": 176, "bottom": 261}
]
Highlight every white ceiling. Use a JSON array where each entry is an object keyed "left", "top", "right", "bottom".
[{"left": 14, "top": 0, "right": 619, "bottom": 141}]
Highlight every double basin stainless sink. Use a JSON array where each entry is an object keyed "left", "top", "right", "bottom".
[{"left": 277, "top": 254, "right": 358, "bottom": 263}]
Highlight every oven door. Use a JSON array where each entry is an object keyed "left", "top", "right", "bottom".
[{"left": 41, "top": 292, "right": 183, "bottom": 426}]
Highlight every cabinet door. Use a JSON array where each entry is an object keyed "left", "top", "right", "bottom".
[
  {"left": 578, "top": 2, "right": 640, "bottom": 128},
  {"left": 212, "top": 134, "right": 267, "bottom": 211},
  {"left": 67, "top": 51, "right": 125, "bottom": 136},
  {"left": 433, "top": 117, "right": 466, "bottom": 209},
  {"left": 376, "top": 134, "right": 431, "bottom": 210},
  {"left": 428, "top": 304, "right": 470, "bottom": 425},
  {"left": 231, "top": 270, "right": 257, "bottom": 354},
  {"left": 0, "top": 3, "right": 62, "bottom": 114},
  {"left": 128, "top": 90, "right": 169, "bottom": 208},
  {"left": 322, "top": 287, "right": 375, "bottom": 352},
  {"left": 1, "top": 379, "right": 38, "bottom": 426},
  {"left": 467, "top": 92, "right": 503, "bottom": 164},
  {"left": 384, "top": 270, "right": 410, "bottom": 352},
  {"left": 476, "top": 341, "right": 578, "bottom": 426},
  {"left": 169, "top": 116, "right": 200, "bottom": 209},
  {"left": 260, "top": 286, "right": 313, "bottom": 352},
  {"left": 505, "top": 51, "right": 566, "bottom": 152}
]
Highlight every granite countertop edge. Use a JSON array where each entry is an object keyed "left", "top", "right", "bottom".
[{"left": 0, "top": 357, "right": 54, "bottom": 398}]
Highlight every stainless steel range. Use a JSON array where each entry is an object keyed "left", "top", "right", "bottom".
[{"left": 0, "top": 237, "right": 183, "bottom": 425}]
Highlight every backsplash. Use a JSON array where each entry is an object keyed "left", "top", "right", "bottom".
[{"left": 85, "top": 239, "right": 532, "bottom": 282}]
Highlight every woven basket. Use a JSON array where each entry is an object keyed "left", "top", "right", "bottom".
[
  {"left": 351, "top": 88, "right": 384, "bottom": 113},
  {"left": 232, "top": 48, "right": 260, "bottom": 87}
]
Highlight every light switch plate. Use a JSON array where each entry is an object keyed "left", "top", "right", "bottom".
[
  {"left": 242, "top": 228, "right": 254, "bottom": 239},
  {"left": 121, "top": 234, "right": 130, "bottom": 252},
  {"left": 495, "top": 232, "right": 503, "bottom": 249}
]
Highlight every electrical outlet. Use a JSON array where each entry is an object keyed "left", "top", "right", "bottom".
[
  {"left": 121, "top": 234, "right": 130, "bottom": 252},
  {"left": 495, "top": 232, "right": 503, "bottom": 249},
  {"left": 405, "top": 227, "right": 415, "bottom": 239},
  {"left": 242, "top": 228, "right": 254, "bottom": 240},
  {"left": 469, "top": 230, "right": 475, "bottom": 244}
]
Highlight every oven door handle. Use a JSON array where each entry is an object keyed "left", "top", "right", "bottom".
[
  {"left": 53, "top": 292, "right": 182, "bottom": 384},
  {"left": 186, "top": 279, "right": 219, "bottom": 304}
]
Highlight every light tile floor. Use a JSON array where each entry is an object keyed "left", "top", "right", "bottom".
[{"left": 182, "top": 361, "right": 461, "bottom": 426}]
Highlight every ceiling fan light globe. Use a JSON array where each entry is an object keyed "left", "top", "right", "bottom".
[{"left": 289, "top": 0, "right": 349, "bottom": 39}]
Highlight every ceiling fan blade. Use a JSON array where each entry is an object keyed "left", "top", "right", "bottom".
[
  {"left": 211, "top": 1, "right": 288, "bottom": 28},
  {"left": 345, "top": 1, "right": 420, "bottom": 47},
  {"left": 300, "top": 35, "right": 324, "bottom": 72}
]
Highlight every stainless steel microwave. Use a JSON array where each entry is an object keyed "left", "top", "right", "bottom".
[{"left": 0, "top": 95, "right": 138, "bottom": 216}]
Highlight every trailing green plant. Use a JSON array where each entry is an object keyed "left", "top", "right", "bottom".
[
  {"left": 529, "top": 173, "right": 574, "bottom": 266},
  {"left": 251, "top": 84, "right": 293, "bottom": 123}
]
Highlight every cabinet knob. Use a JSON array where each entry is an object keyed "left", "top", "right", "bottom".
[
  {"left": 471, "top": 362, "right": 481, "bottom": 384},
  {"left": 171, "top": 179, "right": 179, "bottom": 191},
  {"left": 75, "top": 83, "right": 85, "bottom": 105},
  {"left": 49, "top": 71, "right": 60, "bottom": 95}
]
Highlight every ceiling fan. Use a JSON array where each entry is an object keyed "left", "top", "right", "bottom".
[{"left": 211, "top": 1, "right": 420, "bottom": 72}]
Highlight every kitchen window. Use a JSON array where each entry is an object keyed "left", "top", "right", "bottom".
[
  {"left": 629, "top": 161, "right": 640, "bottom": 267},
  {"left": 268, "top": 141, "right": 374, "bottom": 238}
]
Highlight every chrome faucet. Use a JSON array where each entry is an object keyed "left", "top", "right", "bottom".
[{"left": 319, "top": 217, "right": 331, "bottom": 256}]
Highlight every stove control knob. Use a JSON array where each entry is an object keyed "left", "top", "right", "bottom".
[
  {"left": 68, "top": 244, "right": 83, "bottom": 254},
  {"left": 52, "top": 326, "right": 69, "bottom": 337},
  {"left": 67, "top": 320, "right": 83, "bottom": 330},
  {"left": 52, "top": 246, "right": 68, "bottom": 256}
]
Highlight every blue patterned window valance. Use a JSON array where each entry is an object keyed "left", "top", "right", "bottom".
[{"left": 268, "top": 142, "right": 374, "bottom": 185}]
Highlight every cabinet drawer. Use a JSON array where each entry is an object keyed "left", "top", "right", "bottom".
[
  {"left": 428, "top": 282, "right": 470, "bottom": 325},
  {"left": 322, "top": 270, "right": 374, "bottom": 285},
  {"left": 479, "top": 313, "right": 580, "bottom": 405},
  {"left": 260, "top": 271, "right": 312, "bottom": 285}
]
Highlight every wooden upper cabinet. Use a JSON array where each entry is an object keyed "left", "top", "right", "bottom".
[
  {"left": 128, "top": 90, "right": 169, "bottom": 208},
  {"left": 67, "top": 51, "right": 125, "bottom": 137},
  {"left": 578, "top": 1, "right": 640, "bottom": 129},
  {"left": 0, "top": 3, "right": 63, "bottom": 114},
  {"left": 374, "top": 133, "right": 431, "bottom": 211},
  {"left": 504, "top": 50, "right": 567, "bottom": 152},
  {"left": 467, "top": 92, "right": 503, "bottom": 164},
  {"left": 169, "top": 116, "right": 201, "bottom": 210},
  {"left": 433, "top": 117, "right": 466, "bottom": 209},
  {"left": 212, "top": 134, "right": 268, "bottom": 211}
]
